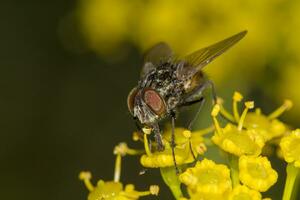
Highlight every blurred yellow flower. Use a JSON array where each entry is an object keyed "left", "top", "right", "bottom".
[
  {"left": 228, "top": 185, "right": 262, "bottom": 200},
  {"left": 79, "top": 142, "right": 157, "bottom": 200},
  {"left": 239, "top": 155, "right": 278, "bottom": 192},
  {"left": 78, "top": 0, "right": 141, "bottom": 54},
  {"left": 79, "top": 171, "right": 159, "bottom": 200},
  {"left": 179, "top": 159, "right": 232, "bottom": 198},
  {"left": 74, "top": 0, "right": 300, "bottom": 124},
  {"left": 280, "top": 129, "right": 300, "bottom": 167}
]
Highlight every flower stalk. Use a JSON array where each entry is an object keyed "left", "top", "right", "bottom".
[
  {"left": 283, "top": 163, "right": 299, "bottom": 200},
  {"left": 160, "top": 167, "right": 183, "bottom": 200},
  {"left": 228, "top": 154, "right": 240, "bottom": 187}
]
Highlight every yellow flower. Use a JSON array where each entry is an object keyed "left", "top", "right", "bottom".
[
  {"left": 140, "top": 126, "right": 209, "bottom": 168},
  {"left": 79, "top": 143, "right": 158, "bottom": 200},
  {"left": 179, "top": 159, "right": 232, "bottom": 198},
  {"left": 243, "top": 99, "right": 292, "bottom": 141},
  {"left": 211, "top": 103, "right": 264, "bottom": 157},
  {"left": 79, "top": 172, "right": 159, "bottom": 200},
  {"left": 239, "top": 155, "right": 278, "bottom": 192},
  {"left": 218, "top": 92, "right": 292, "bottom": 142},
  {"left": 280, "top": 129, "right": 300, "bottom": 167},
  {"left": 228, "top": 185, "right": 262, "bottom": 200}
]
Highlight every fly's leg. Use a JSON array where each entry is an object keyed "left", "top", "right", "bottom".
[
  {"left": 178, "top": 80, "right": 217, "bottom": 161},
  {"left": 171, "top": 111, "right": 179, "bottom": 174},
  {"left": 152, "top": 123, "right": 165, "bottom": 151},
  {"left": 180, "top": 80, "right": 217, "bottom": 130},
  {"left": 181, "top": 98, "right": 205, "bottom": 162},
  {"left": 187, "top": 97, "right": 206, "bottom": 130}
]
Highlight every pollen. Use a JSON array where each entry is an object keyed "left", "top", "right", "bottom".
[{"left": 233, "top": 91, "right": 243, "bottom": 102}]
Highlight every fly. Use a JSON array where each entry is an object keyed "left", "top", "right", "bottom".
[{"left": 127, "top": 30, "right": 247, "bottom": 172}]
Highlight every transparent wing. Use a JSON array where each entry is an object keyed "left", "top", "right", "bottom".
[
  {"left": 141, "top": 42, "right": 173, "bottom": 77},
  {"left": 182, "top": 30, "right": 247, "bottom": 70},
  {"left": 143, "top": 42, "right": 173, "bottom": 65}
]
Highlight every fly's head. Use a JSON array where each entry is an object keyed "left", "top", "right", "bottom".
[{"left": 127, "top": 87, "right": 167, "bottom": 125}]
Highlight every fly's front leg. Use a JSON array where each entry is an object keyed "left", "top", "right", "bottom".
[
  {"left": 152, "top": 123, "right": 165, "bottom": 151},
  {"left": 171, "top": 111, "right": 179, "bottom": 174}
]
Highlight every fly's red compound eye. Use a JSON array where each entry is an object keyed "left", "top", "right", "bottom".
[
  {"left": 143, "top": 89, "right": 166, "bottom": 115},
  {"left": 127, "top": 87, "right": 138, "bottom": 115}
]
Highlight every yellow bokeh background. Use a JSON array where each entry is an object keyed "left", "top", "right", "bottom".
[{"left": 74, "top": 0, "right": 300, "bottom": 122}]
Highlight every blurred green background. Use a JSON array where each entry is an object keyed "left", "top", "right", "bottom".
[{"left": 1, "top": 0, "right": 299, "bottom": 199}]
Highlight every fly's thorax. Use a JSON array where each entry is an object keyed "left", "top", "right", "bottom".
[{"left": 132, "top": 61, "right": 188, "bottom": 122}]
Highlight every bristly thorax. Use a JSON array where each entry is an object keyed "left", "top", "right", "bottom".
[{"left": 138, "top": 62, "right": 188, "bottom": 112}]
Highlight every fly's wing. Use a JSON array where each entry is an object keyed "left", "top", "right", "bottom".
[
  {"left": 181, "top": 30, "right": 247, "bottom": 72},
  {"left": 141, "top": 42, "right": 173, "bottom": 77}
]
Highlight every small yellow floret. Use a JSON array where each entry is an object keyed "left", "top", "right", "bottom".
[
  {"left": 229, "top": 185, "right": 262, "bottom": 200},
  {"left": 179, "top": 159, "right": 232, "bottom": 196},
  {"left": 218, "top": 92, "right": 290, "bottom": 142},
  {"left": 239, "top": 155, "right": 278, "bottom": 192},
  {"left": 212, "top": 124, "right": 264, "bottom": 157},
  {"left": 280, "top": 129, "right": 300, "bottom": 167},
  {"left": 244, "top": 113, "right": 288, "bottom": 142}
]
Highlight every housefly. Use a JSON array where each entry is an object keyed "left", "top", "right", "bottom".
[{"left": 127, "top": 30, "right": 247, "bottom": 172}]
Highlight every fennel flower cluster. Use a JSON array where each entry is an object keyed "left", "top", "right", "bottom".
[{"left": 79, "top": 92, "right": 300, "bottom": 200}]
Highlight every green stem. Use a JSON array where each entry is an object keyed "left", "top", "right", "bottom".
[
  {"left": 291, "top": 171, "right": 300, "bottom": 200},
  {"left": 282, "top": 163, "right": 299, "bottom": 200},
  {"left": 228, "top": 154, "right": 240, "bottom": 187},
  {"left": 160, "top": 167, "right": 183, "bottom": 200}
]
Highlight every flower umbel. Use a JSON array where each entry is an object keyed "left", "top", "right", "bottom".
[{"left": 79, "top": 90, "right": 298, "bottom": 199}]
